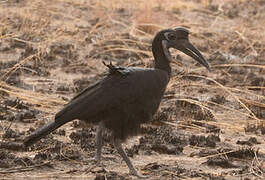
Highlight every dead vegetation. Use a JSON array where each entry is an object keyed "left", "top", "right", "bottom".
[{"left": 0, "top": 0, "right": 265, "bottom": 179}]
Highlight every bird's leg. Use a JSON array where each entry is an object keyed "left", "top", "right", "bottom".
[
  {"left": 88, "top": 124, "right": 104, "bottom": 164},
  {"left": 94, "top": 124, "right": 103, "bottom": 164},
  {"left": 113, "top": 138, "right": 149, "bottom": 178}
]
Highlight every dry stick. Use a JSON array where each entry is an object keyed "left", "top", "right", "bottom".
[
  {"left": 192, "top": 79, "right": 265, "bottom": 108},
  {"left": 179, "top": 82, "right": 265, "bottom": 100},
  {"left": 88, "top": 17, "right": 108, "bottom": 35},
  {"left": 211, "top": 64, "right": 265, "bottom": 69},
  {"left": 165, "top": 98, "right": 246, "bottom": 131},
  {"left": 208, "top": 101, "right": 258, "bottom": 121},
  {"left": 165, "top": 90, "right": 257, "bottom": 122},
  {"left": 184, "top": 74, "right": 260, "bottom": 122},
  {"left": 96, "top": 38, "right": 150, "bottom": 47},
  {"left": 97, "top": 44, "right": 146, "bottom": 51},
  {"left": 162, "top": 170, "right": 179, "bottom": 178},
  {"left": 96, "top": 44, "right": 148, "bottom": 63},
  {"left": 0, "top": 81, "right": 65, "bottom": 104},
  {"left": 203, "top": 34, "right": 243, "bottom": 59},
  {"left": 1, "top": 52, "right": 40, "bottom": 81},
  {"left": 245, "top": 86, "right": 265, "bottom": 90},
  {"left": 5, "top": 120, "right": 13, "bottom": 134},
  {"left": 197, "top": 120, "right": 244, "bottom": 131},
  {"left": 240, "top": 98, "right": 265, "bottom": 108},
  {"left": 119, "top": 39, "right": 147, "bottom": 64},
  {"left": 199, "top": 149, "right": 236, "bottom": 160},
  {"left": 166, "top": 97, "right": 215, "bottom": 125},
  {"left": 0, "top": 33, "right": 14, "bottom": 40},
  {"left": 250, "top": 160, "right": 263, "bottom": 178},
  {"left": 0, "top": 161, "right": 51, "bottom": 174},
  {"left": 190, "top": 64, "right": 265, "bottom": 76},
  {"left": 168, "top": 98, "right": 213, "bottom": 112},
  {"left": 0, "top": 86, "right": 62, "bottom": 107},
  {"left": 235, "top": 30, "right": 258, "bottom": 57},
  {"left": 172, "top": 80, "right": 265, "bottom": 105},
  {"left": 0, "top": 82, "right": 65, "bottom": 113},
  {"left": 90, "top": 48, "right": 151, "bottom": 59},
  {"left": 136, "top": 23, "right": 165, "bottom": 29},
  {"left": 93, "top": 35, "right": 151, "bottom": 64},
  {"left": 167, "top": 78, "right": 261, "bottom": 128},
  {"left": 8, "top": 37, "right": 38, "bottom": 45},
  {"left": 164, "top": 121, "right": 206, "bottom": 131},
  {"left": 17, "top": 66, "right": 39, "bottom": 74},
  {"left": 29, "top": 143, "right": 84, "bottom": 166},
  {"left": 250, "top": 157, "right": 264, "bottom": 178},
  {"left": 108, "top": 15, "right": 153, "bottom": 38},
  {"left": 173, "top": 82, "right": 265, "bottom": 113}
]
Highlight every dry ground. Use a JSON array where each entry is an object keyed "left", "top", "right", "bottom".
[{"left": 0, "top": 0, "right": 265, "bottom": 179}]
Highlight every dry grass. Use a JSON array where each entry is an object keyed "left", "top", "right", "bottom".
[
  {"left": 0, "top": 0, "right": 264, "bottom": 131},
  {"left": 0, "top": 0, "right": 265, "bottom": 178}
]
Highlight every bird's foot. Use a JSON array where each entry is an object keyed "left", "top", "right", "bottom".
[
  {"left": 87, "top": 156, "right": 118, "bottom": 166},
  {"left": 130, "top": 169, "right": 150, "bottom": 179}
]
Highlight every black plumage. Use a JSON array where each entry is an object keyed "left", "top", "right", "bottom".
[{"left": 24, "top": 27, "right": 210, "bottom": 178}]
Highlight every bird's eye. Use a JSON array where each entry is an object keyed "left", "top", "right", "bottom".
[{"left": 167, "top": 33, "right": 176, "bottom": 41}]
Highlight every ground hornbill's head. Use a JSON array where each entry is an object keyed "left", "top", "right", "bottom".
[{"left": 152, "top": 27, "right": 211, "bottom": 71}]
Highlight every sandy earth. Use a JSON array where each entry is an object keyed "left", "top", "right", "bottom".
[{"left": 0, "top": 0, "right": 265, "bottom": 179}]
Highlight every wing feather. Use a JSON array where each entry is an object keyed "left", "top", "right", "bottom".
[{"left": 55, "top": 68, "right": 169, "bottom": 123}]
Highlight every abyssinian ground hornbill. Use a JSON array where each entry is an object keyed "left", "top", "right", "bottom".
[{"left": 24, "top": 27, "right": 210, "bottom": 178}]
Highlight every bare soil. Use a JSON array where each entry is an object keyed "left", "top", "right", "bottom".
[{"left": 0, "top": 0, "right": 265, "bottom": 179}]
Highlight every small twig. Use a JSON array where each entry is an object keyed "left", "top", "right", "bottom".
[
  {"left": 184, "top": 74, "right": 260, "bottom": 122},
  {"left": 0, "top": 161, "right": 51, "bottom": 174},
  {"left": 0, "top": 141, "right": 25, "bottom": 151},
  {"left": 235, "top": 30, "right": 258, "bottom": 57}
]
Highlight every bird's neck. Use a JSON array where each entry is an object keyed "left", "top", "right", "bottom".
[{"left": 152, "top": 40, "right": 172, "bottom": 76}]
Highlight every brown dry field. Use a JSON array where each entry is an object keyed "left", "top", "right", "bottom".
[{"left": 0, "top": 0, "right": 265, "bottom": 179}]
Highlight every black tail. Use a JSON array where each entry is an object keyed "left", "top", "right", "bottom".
[{"left": 24, "top": 120, "right": 66, "bottom": 147}]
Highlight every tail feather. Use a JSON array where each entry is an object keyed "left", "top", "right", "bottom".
[{"left": 24, "top": 120, "right": 66, "bottom": 147}]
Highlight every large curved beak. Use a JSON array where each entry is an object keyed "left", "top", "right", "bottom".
[{"left": 173, "top": 39, "right": 211, "bottom": 71}]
